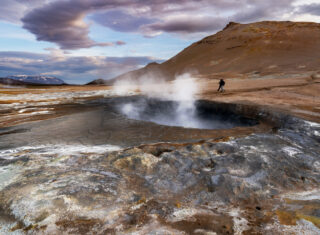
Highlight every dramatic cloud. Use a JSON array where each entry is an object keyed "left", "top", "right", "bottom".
[
  {"left": 18, "top": 0, "right": 304, "bottom": 49},
  {"left": 0, "top": 51, "right": 163, "bottom": 84},
  {"left": 2, "top": 0, "right": 319, "bottom": 50},
  {"left": 143, "top": 16, "right": 225, "bottom": 34},
  {"left": 22, "top": 1, "right": 116, "bottom": 49},
  {"left": 110, "top": 0, "right": 296, "bottom": 34},
  {"left": 21, "top": 0, "right": 134, "bottom": 49}
]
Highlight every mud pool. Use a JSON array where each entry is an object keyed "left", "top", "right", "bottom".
[{"left": 0, "top": 96, "right": 319, "bottom": 234}]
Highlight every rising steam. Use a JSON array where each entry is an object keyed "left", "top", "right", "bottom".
[{"left": 113, "top": 73, "right": 210, "bottom": 129}]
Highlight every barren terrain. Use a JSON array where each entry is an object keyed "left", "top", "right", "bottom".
[{"left": 0, "top": 74, "right": 319, "bottom": 234}]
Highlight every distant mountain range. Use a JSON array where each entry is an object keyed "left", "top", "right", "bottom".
[
  {"left": 89, "top": 21, "right": 320, "bottom": 85},
  {"left": 0, "top": 75, "right": 66, "bottom": 85}
]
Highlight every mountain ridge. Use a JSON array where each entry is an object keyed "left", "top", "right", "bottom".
[
  {"left": 8, "top": 75, "right": 65, "bottom": 85},
  {"left": 89, "top": 21, "right": 320, "bottom": 84},
  {"left": 0, "top": 75, "right": 66, "bottom": 85}
]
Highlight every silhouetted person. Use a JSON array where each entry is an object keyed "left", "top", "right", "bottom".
[{"left": 217, "top": 79, "right": 225, "bottom": 92}]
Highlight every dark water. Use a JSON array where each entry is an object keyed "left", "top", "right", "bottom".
[{"left": 114, "top": 97, "right": 258, "bottom": 130}]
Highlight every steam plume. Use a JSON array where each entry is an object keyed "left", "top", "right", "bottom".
[{"left": 113, "top": 73, "right": 206, "bottom": 128}]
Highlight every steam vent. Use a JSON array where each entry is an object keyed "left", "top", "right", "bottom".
[{"left": 1, "top": 20, "right": 320, "bottom": 234}]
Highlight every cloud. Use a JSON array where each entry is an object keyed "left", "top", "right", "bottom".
[
  {"left": 44, "top": 48, "right": 68, "bottom": 62},
  {"left": 0, "top": 51, "right": 163, "bottom": 84},
  {"left": 0, "top": 0, "right": 26, "bottom": 23},
  {"left": 91, "top": 10, "right": 154, "bottom": 32},
  {"left": 0, "top": 51, "right": 46, "bottom": 60},
  {"left": 233, "top": 0, "right": 294, "bottom": 22},
  {"left": 21, "top": 0, "right": 128, "bottom": 49},
  {"left": 20, "top": 0, "right": 153, "bottom": 49},
  {"left": 3, "top": 0, "right": 313, "bottom": 50},
  {"left": 0, "top": 0, "right": 44, "bottom": 23},
  {"left": 297, "top": 3, "right": 320, "bottom": 16},
  {"left": 142, "top": 16, "right": 225, "bottom": 36}
]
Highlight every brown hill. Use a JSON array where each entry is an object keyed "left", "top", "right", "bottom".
[
  {"left": 86, "top": 78, "right": 109, "bottom": 85},
  {"left": 105, "top": 21, "right": 320, "bottom": 83}
]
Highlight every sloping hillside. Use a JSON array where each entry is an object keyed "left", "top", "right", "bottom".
[{"left": 101, "top": 21, "right": 320, "bottom": 83}]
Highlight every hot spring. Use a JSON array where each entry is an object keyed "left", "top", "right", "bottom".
[
  {"left": 1, "top": 96, "right": 264, "bottom": 150},
  {"left": 114, "top": 96, "right": 258, "bottom": 129}
]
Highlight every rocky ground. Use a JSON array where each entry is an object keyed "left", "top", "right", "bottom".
[
  {"left": 0, "top": 75, "right": 319, "bottom": 234},
  {"left": 0, "top": 114, "right": 319, "bottom": 234}
]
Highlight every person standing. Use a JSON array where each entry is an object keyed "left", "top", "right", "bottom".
[{"left": 217, "top": 79, "right": 225, "bottom": 92}]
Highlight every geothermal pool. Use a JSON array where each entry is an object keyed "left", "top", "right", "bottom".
[
  {"left": 0, "top": 96, "right": 262, "bottom": 149},
  {"left": 116, "top": 97, "right": 258, "bottom": 130}
]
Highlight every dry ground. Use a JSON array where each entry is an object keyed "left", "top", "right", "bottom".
[
  {"left": 0, "top": 85, "right": 113, "bottom": 128},
  {"left": 199, "top": 75, "right": 320, "bottom": 122}
]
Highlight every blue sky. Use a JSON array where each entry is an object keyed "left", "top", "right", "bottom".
[{"left": 0, "top": 0, "right": 320, "bottom": 84}]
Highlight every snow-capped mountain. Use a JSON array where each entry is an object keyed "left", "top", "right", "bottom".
[{"left": 8, "top": 75, "right": 65, "bottom": 85}]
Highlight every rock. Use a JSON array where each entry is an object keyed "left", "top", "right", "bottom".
[
  {"left": 0, "top": 155, "right": 29, "bottom": 166},
  {"left": 0, "top": 114, "right": 319, "bottom": 234}
]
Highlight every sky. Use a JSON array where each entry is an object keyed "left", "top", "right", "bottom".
[{"left": 0, "top": 0, "right": 320, "bottom": 84}]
